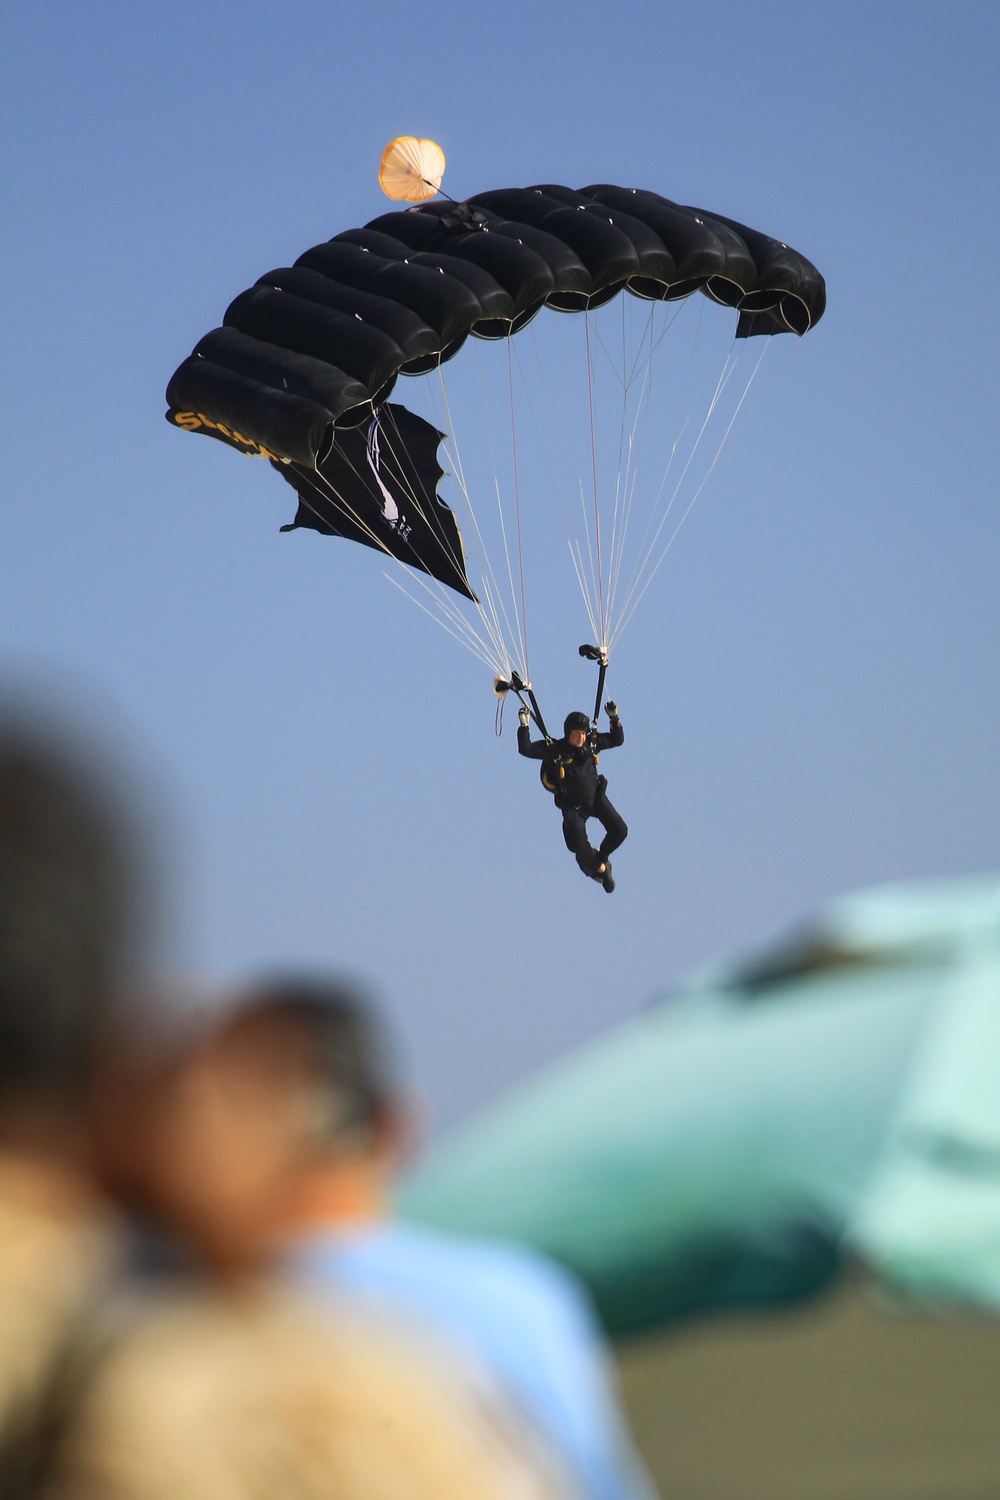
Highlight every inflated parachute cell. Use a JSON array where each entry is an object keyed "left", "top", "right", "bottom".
[{"left": 166, "top": 182, "right": 824, "bottom": 596}]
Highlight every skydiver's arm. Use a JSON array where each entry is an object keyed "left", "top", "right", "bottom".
[
  {"left": 594, "top": 715, "right": 624, "bottom": 752},
  {"left": 517, "top": 725, "right": 548, "bottom": 759}
]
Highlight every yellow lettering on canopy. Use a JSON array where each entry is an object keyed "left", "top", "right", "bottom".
[{"left": 174, "top": 410, "right": 280, "bottom": 460}]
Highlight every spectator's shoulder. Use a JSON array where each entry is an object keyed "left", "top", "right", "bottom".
[{"left": 451, "top": 1234, "right": 596, "bottom": 1324}]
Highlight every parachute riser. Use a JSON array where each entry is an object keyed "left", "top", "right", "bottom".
[
  {"left": 579, "top": 643, "right": 609, "bottom": 731},
  {"left": 513, "top": 673, "right": 551, "bottom": 742},
  {"left": 593, "top": 659, "right": 608, "bottom": 727},
  {"left": 494, "top": 671, "right": 552, "bottom": 742}
]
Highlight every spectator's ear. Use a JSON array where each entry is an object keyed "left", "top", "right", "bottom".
[{"left": 376, "top": 1096, "right": 425, "bottom": 1169}]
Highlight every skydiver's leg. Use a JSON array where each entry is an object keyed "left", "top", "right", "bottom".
[
  {"left": 594, "top": 796, "right": 628, "bottom": 861},
  {"left": 561, "top": 807, "right": 603, "bottom": 875}
]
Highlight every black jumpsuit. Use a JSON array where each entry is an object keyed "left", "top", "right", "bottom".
[{"left": 517, "top": 719, "right": 628, "bottom": 875}]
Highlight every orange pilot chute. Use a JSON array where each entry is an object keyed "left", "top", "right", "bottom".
[{"left": 378, "top": 136, "right": 446, "bottom": 202}]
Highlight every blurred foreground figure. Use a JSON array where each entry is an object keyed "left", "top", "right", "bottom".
[
  {"left": 44, "top": 1283, "right": 569, "bottom": 1500},
  {"left": 0, "top": 712, "right": 129, "bottom": 1489},
  {"left": 86, "top": 987, "right": 574, "bottom": 1500},
  {"left": 0, "top": 710, "right": 570, "bottom": 1500},
  {"left": 120, "top": 980, "right": 654, "bottom": 1500}
]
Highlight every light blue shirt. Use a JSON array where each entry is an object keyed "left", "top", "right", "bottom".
[{"left": 285, "top": 1222, "right": 656, "bottom": 1500}]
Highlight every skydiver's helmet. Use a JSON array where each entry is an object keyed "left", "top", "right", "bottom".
[{"left": 563, "top": 711, "right": 591, "bottom": 737}]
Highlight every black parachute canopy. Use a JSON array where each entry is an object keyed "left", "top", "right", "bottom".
[
  {"left": 166, "top": 181, "right": 825, "bottom": 597},
  {"left": 277, "top": 403, "right": 475, "bottom": 602}
]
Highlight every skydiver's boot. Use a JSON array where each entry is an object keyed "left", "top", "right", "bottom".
[{"left": 601, "top": 860, "right": 615, "bottom": 894}]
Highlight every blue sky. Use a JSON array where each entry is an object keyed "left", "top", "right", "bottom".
[{"left": 3, "top": 1, "right": 998, "bottom": 1125}]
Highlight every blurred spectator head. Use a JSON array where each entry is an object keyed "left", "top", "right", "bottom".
[
  {"left": 231, "top": 976, "right": 401, "bottom": 1151},
  {"left": 0, "top": 700, "right": 144, "bottom": 1465},
  {"left": 0, "top": 708, "right": 134, "bottom": 1133},
  {"left": 111, "top": 977, "right": 414, "bottom": 1272}
]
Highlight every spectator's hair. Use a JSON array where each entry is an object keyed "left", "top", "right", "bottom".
[
  {"left": 231, "top": 979, "right": 397, "bottom": 1142},
  {"left": 0, "top": 721, "right": 129, "bottom": 1103}
]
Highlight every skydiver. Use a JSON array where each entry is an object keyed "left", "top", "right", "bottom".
[{"left": 517, "top": 703, "right": 627, "bottom": 892}]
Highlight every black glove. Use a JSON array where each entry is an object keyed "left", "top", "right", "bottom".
[
  {"left": 604, "top": 701, "right": 619, "bottom": 720},
  {"left": 518, "top": 706, "right": 531, "bottom": 727}
]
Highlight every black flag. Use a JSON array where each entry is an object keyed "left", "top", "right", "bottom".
[{"left": 276, "top": 403, "right": 476, "bottom": 601}]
